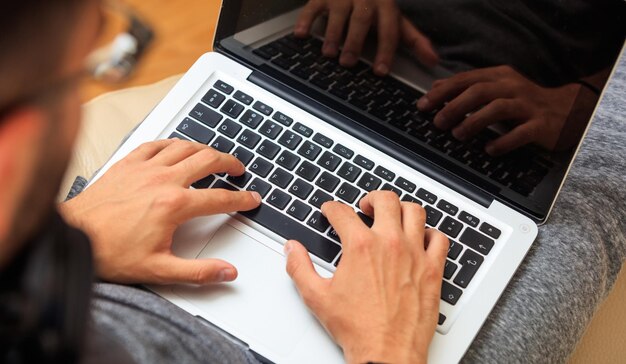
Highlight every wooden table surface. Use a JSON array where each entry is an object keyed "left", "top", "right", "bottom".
[{"left": 81, "top": 0, "right": 220, "bottom": 101}]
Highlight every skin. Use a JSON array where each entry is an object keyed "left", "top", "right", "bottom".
[
  {"left": 1, "top": 0, "right": 449, "bottom": 362},
  {"left": 295, "top": 0, "right": 439, "bottom": 75}
]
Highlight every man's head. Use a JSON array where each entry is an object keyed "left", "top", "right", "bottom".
[{"left": 0, "top": 0, "right": 102, "bottom": 268}]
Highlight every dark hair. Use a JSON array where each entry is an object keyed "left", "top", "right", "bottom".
[{"left": 0, "top": 0, "right": 88, "bottom": 111}]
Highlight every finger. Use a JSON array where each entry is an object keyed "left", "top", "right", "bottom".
[
  {"left": 485, "top": 121, "right": 539, "bottom": 156},
  {"left": 150, "top": 254, "right": 238, "bottom": 285},
  {"left": 424, "top": 228, "right": 449, "bottom": 266},
  {"left": 372, "top": 5, "right": 400, "bottom": 75},
  {"left": 284, "top": 240, "right": 327, "bottom": 306},
  {"left": 150, "top": 139, "right": 206, "bottom": 166},
  {"left": 125, "top": 139, "right": 176, "bottom": 162},
  {"left": 295, "top": 1, "right": 325, "bottom": 37},
  {"left": 359, "top": 191, "right": 402, "bottom": 231},
  {"left": 451, "top": 98, "right": 524, "bottom": 141},
  {"left": 175, "top": 188, "right": 261, "bottom": 221},
  {"left": 340, "top": 3, "right": 374, "bottom": 66},
  {"left": 175, "top": 148, "right": 245, "bottom": 186},
  {"left": 321, "top": 201, "right": 368, "bottom": 244},
  {"left": 417, "top": 68, "right": 500, "bottom": 112},
  {"left": 400, "top": 202, "right": 426, "bottom": 242},
  {"left": 400, "top": 17, "right": 439, "bottom": 68},
  {"left": 434, "top": 82, "right": 502, "bottom": 131},
  {"left": 323, "top": 4, "right": 351, "bottom": 57}
]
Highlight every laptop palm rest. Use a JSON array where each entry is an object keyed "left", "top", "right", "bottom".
[{"left": 172, "top": 218, "right": 338, "bottom": 360}]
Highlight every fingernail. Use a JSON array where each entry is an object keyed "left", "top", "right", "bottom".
[
  {"left": 417, "top": 96, "right": 431, "bottom": 110},
  {"left": 485, "top": 144, "right": 496, "bottom": 155},
  {"left": 434, "top": 114, "right": 447, "bottom": 128},
  {"left": 284, "top": 240, "right": 294, "bottom": 255},
  {"left": 217, "top": 268, "right": 236, "bottom": 282},
  {"left": 294, "top": 24, "right": 306, "bottom": 35},
  {"left": 323, "top": 42, "right": 337, "bottom": 55},
  {"left": 340, "top": 51, "right": 356, "bottom": 65},
  {"left": 251, "top": 191, "right": 262, "bottom": 204},
  {"left": 452, "top": 127, "right": 466, "bottom": 141},
  {"left": 375, "top": 63, "right": 389, "bottom": 75}
]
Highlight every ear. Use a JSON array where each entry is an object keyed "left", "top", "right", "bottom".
[{"left": 0, "top": 107, "right": 47, "bottom": 252}]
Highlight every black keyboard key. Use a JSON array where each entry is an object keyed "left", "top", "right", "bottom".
[
  {"left": 357, "top": 173, "right": 382, "bottom": 192},
  {"left": 214, "top": 80, "right": 234, "bottom": 94},
  {"left": 227, "top": 172, "right": 252, "bottom": 188},
  {"left": 277, "top": 130, "right": 303, "bottom": 150},
  {"left": 297, "top": 141, "right": 322, "bottom": 161},
  {"left": 337, "top": 162, "right": 361, "bottom": 182},
  {"left": 425, "top": 205, "right": 443, "bottom": 226},
  {"left": 444, "top": 260, "right": 458, "bottom": 279},
  {"left": 296, "top": 161, "right": 320, "bottom": 181},
  {"left": 287, "top": 200, "right": 312, "bottom": 221},
  {"left": 441, "top": 281, "right": 462, "bottom": 305},
  {"left": 334, "top": 254, "right": 342, "bottom": 267},
  {"left": 459, "top": 211, "right": 480, "bottom": 228},
  {"left": 239, "top": 110, "right": 264, "bottom": 129},
  {"left": 259, "top": 120, "right": 283, "bottom": 140},
  {"left": 381, "top": 183, "right": 402, "bottom": 197},
  {"left": 220, "top": 99, "right": 245, "bottom": 119},
  {"left": 336, "top": 182, "right": 360, "bottom": 203},
  {"left": 176, "top": 118, "right": 215, "bottom": 144},
  {"left": 357, "top": 212, "right": 374, "bottom": 228},
  {"left": 249, "top": 157, "right": 274, "bottom": 177},
  {"left": 293, "top": 122, "right": 314, "bottom": 137},
  {"left": 237, "top": 129, "right": 262, "bottom": 149},
  {"left": 212, "top": 179, "right": 238, "bottom": 191},
  {"left": 217, "top": 119, "right": 242, "bottom": 138},
  {"left": 168, "top": 132, "right": 187, "bottom": 140},
  {"left": 190, "top": 103, "right": 222, "bottom": 128},
  {"left": 401, "top": 195, "right": 423, "bottom": 205},
  {"left": 309, "top": 189, "right": 333, "bottom": 209},
  {"left": 459, "top": 228, "right": 494, "bottom": 255},
  {"left": 417, "top": 188, "right": 437, "bottom": 204},
  {"left": 395, "top": 177, "right": 416, "bottom": 193},
  {"left": 268, "top": 168, "right": 294, "bottom": 188},
  {"left": 438, "top": 313, "right": 446, "bottom": 325},
  {"left": 233, "top": 90, "right": 253, "bottom": 105},
  {"left": 267, "top": 189, "right": 292, "bottom": 210},
  {"left": 327, "top": 228, "right": 340, "bottom": 243},
  {"left": 277, "top": 150, "right": 301, "bottom": 171},
  {"left": 192, "top": 175, "right": 215, "bottom": 189},
  {"left": 437, "top": 200, "right": 459, "bottom": 216},
  {"left": 312, "top": 133, "right": 334, "bottom": 148},
  {"left": 240, "top": 204, "right": 340, "bottom": 263},
  {"left": 447, "top": 240, "right": 463, "bottom": 260},
  {"left": 257, "top": 140, "right": 281, "bottom": 160},
  {"left": 316, "top": 172, "right": 340, "bottom": 193},
  {"left": 246, "top": 178, "right": 272, "bottom": 197},
  {"left": 202, "top": 89, "right": 226, "bottom": 108},
  {"left": 479, "top": 222, "right": 501, "bottom": 239},
  {"left": 272, "top": 111, "right": 293, "bottom": 126},
  {"left": 453, "top": 249, "right": 484, "bottom": 288},
  {"left": 252, "top": 101, "right": 273, "bottom": 116},
  {"left": 373, "top": 166, "right": 395, "bottom": 182},
  {"left": 210, "top": 136, "right": 235, "bottom": 153},
  {"left": 332, "top": 144, "right": 354, "bottom": 159},
  {"left": 289, "top": 178, "right": 314, "bottom": 200},
  {"left": 232, "top": 146, "right": 254, "bottom": 166},
  {"left": 439, "top": 216, "right": 463, "bottom": 238},
  {"left": 307, "top": 211, "right": 330, "bottom": 232},
  {"left": 354, "top": 155, "right": 374, "bottom": 170},
  {"left": 317, "top": 151, "right": 341, "bottom": 172}
]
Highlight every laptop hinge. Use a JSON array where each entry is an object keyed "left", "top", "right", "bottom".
[{"left": 247, "top": 70, "right": 494, "bottom": 208}]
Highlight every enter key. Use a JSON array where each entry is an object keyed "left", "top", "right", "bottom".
[{"left": 453, "top": 249, "right": 484, "bottom": 288}]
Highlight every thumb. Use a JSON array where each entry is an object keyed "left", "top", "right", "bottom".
[
  {"left": 400, "top": 17, "right": 439, "bottom": 68},
  {"left": 151, "top": 254, "right": 238, "bottom": 285},
  {"left": 284, "top": 240, "right": 325, "bottom": 303}
]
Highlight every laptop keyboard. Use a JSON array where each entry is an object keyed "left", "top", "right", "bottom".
[
  {"left": 252, "top": 34, "right": 552, "bottom": 197},
  {"left": 171, "top": 78, "right": 505, "bottom": 327}
]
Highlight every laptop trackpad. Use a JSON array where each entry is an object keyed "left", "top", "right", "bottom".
[{"left": 173, "top": 223, "right": 322, "bottom": 358}]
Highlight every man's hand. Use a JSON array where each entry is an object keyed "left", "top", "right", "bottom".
[
  {"left": 418, "top": 65, "right": 581, "bottom": 155},
  {"left": 59, "top": 139, "right": 261, "bottom": 285},
  {"left": 295, "top": 0, "right": 439, "bottom": 75},
  {"left": 285, "top": 191, "right": 448, "bottom": 363}
]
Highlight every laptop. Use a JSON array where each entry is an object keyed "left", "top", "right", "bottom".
[{"left": 88, "top": 1, "right": 622, "bottom": 362}]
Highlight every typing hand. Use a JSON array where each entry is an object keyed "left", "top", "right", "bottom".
[
  {"left": 285, "top": 191, "right": 448, "bottom": 364},
  {"left": 418, "top": 65, "right": 581, "bottom": 155},
  {"left": 59, "top": 139, "right": 261, "bottom": 285},
  {"left": 295, "top": 0, "right": 439, "bottom": 75}
]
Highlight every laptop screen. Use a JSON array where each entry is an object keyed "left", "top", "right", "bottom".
[{"left": 213, "top": 0, "right": 625, "bottom": 222}]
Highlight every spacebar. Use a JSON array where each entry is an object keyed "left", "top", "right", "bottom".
[{"left": 240, "top": 204, "right": 341, "bottom": 263}]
